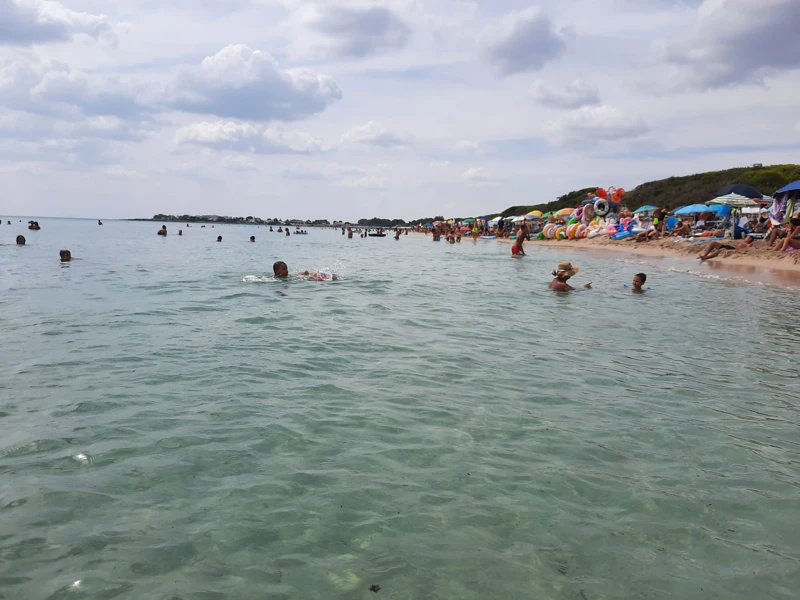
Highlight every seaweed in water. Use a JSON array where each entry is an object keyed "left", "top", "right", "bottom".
[{"left": 369, "top": 584, "right": 381, "bottom": 593}]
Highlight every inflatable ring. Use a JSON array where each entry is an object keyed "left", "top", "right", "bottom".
[
  {"left": 567, "top": 223, "right": 580, "bottom": 239},
  {"left": 594, "top": 198, "right": 609, "bottom": 216},
  {"left": 555, "top": 227, "right": 566, "bottom": 240},
  {"left": 537, "top": 232, "right": 545, "bottom": 240},
  {"left": 577, "top": 224, "right": 588, "bottom": 238},
  {"left": 543, "top": 224, "right": 556, "bottom": 239}
]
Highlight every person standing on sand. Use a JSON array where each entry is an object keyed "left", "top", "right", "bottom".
[{"left": 549, "top": 262, "right": 591, "bottom": 291}]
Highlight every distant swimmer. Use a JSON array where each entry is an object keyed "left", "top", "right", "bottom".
[
  {"left": 16, "top": 235, "right": 25, "bottom": 245},
  {"left": 217, "top": 235, "right": 223, "bottom": 242},
  {"left": 278, "top": 227, "right": 283, "bottom": 232},
  {"left": 549, "top": 262, "right": 591, "bottom": 291},
  {"left": 512, "top": 224, "right": 528, "bottom": 257},
  {"left": 60, "top": 250, "right": 72, "bottom": 262},
  {"left": 7, "top": 221, "right": 10, "bottom": 225},
  {"left": 178, "top": 230, "right": 183, "bottom": 236},
  {"left": 98, "top": 220, "right": 103, "bottom": 225},
  {"left": 341, "top": 227, "right": 345, "bottom": 235},
  {"left": 285, "top": 229, "right": 290, "bottom": 237},
  {"left": 157, "top": 225, "right": 167, "bottom": 236},
  {"left": 250, "top": 236, "right": 255, "bottom": 242},
  {"left": 28, "top": 221, "right": 40, "bottom": 231},
  {"left": 347, "top": 227, "right": 353, "bottom": 239},
  {"left": 269, "top": 226, "right": 274, "bottom": 232}
]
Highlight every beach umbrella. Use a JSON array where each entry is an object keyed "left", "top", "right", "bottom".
[
  {"left": 525, "top": 214, "right": 540, "bottom": 221},
  {"left": 462, "top": 218, "right": 475, "bottom": 224},
  {"left": 674, "top": 204, "right": 710, "bottom": 215},
  {"left": 709, "top": 193, "right": 758, "bottom": 208},
  {"left": 775, "top": 180, "right": 800, "bottom": 199},
  {"left": 424, "top": 222, "right": 432, "bottom": 226},
  {"left": 716, "top": 184, "right": 762, "bottom": 199},
  {"left": 555, "top": 207, "right": 574, "bottom": 217},
  {"left": 513, "top": 215, "right": 526, "bottom": 222},
  {"left": 633, "top": 205, "right": 658, "bottom": 213},
  {"left": 527, "top": 210, "right": 543, "bottom": 217}
]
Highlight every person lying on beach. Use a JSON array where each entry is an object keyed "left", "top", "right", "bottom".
[
  {"left": 635, "top": 229, "right": 660, "bottom": 242},
  {"left": 549, "top": 262, "right": 591, "bottom": 291},
  {"left": 698, "top": 236, "right": 754, "bottom": 262}
]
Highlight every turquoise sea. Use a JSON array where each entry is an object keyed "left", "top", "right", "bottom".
[{"left": 1, "top": 218, "right": 798, "bottom": 600}]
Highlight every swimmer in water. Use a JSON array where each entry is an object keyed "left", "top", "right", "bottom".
[
  {"left": 250, "top": 236, "right": 255, "bottom": 242},
  {"left": 157, "top": 225, "right": 167, "bottom": 236},
  {"left": 178, "top": 230, "right": 183, "bottom": 236},
  {"left": 217, "top": 235, "right": 223, "bottom": 242},
  {"left": 269, "top": 226, "right": 274, "bottom": 232},
  {"left": 549, "top": 262, "right": 591, "bottom": 291},
  {"left": 60, "top": 250, "right": 72, "bottom": 262},
  {"left": 285, "top": 229, "right": 290, "bottom": 236},
  {"left": 273, "top": 261, "right": 289, "bottom": 278},
  {"left": 16, "top": 235, "right": 26, "bottom": 245},
  {"left": 632, "top": 272, "right": 646, "bottom": 293}
]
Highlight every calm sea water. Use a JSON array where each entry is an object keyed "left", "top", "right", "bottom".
[{"left": 1, "top": 218, "right": 798, "bottom": 600}]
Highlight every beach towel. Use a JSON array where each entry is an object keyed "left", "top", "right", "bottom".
[{"left": 691, "top": 237, "right": 724, "bottom": 245}]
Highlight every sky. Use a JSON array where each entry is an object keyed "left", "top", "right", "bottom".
[{"left": 1, "top": 0, "right": 799, "bottom": 221}]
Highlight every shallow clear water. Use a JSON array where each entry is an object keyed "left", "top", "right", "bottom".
[{"left": 1, "top": 219, "right": 799, "bottom": 600}]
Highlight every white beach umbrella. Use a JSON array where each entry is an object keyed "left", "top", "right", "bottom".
[
  {"left": 513, "top": 215, "right": 526, "bottom": 222},
  {"left": 709, "top": 193, "right": 758, "bottom": 208}
]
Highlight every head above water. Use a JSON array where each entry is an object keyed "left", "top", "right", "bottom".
[
  {"left": 273, "top": 261, "right": 288, "bottom": 278},
  {"left": 60, "top": 249, "right": 71, "bottom": 262},
  {"left": 16, "top": 235, "right": 25, "bottom": 245},
  {"left": 217, "top": 236, "right": 222, "bottom": 242},
  {"left": 552, "top": 262, "right": 579, "bottom": 279},
  {"left": 633, "top": 273, "right": 647, "bottom": 289},
  {"left": 250, "top": 236, "right": 255, "bottom": 242}
]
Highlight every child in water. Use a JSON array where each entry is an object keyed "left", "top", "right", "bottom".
[{"left": 273, "top": 261, "right": 337, "bottom": 281}]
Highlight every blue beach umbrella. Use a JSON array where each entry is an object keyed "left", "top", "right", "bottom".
[
  {"left": 424, "top": 222, "right": 433, "bottom": 226},
  {"left": 775, "top": 180, "right": 800, "bottom": 194},
  {"left": 674, "top": 204, "right": 711, "bottom": 216},
  {"left": 633, "top": 205, "right": 658, "bottom": 213}
]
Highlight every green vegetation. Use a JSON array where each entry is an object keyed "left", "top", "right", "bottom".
[{"left": 620, "top": 164, "right": 800, "bottom": 213}]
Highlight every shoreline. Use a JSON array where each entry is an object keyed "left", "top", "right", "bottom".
[{"left": 420, "top": 232, "right": 800, "bottom": 286}]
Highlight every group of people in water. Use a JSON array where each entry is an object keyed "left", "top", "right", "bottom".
[{"left": 13, "top": 226, "right": 72, "bottom": 262}]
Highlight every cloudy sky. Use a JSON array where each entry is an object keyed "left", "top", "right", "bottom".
[{"left": 1, "top": 0, "right": 798, "bottom": 220}]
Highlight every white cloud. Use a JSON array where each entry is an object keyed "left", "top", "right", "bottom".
[
  {"left": 341, "top": 120, "right": 408, "bottom": 148},
  {"left": 166, "top": 44, "right": 342, "bottom": 121},
  {"left": 335, "top": 175, "right": 386, "bottom": 189},
  {"left": 103, "top": 165, "right": 139, "bottom": 178},
  {"left": 0, "top": 0, "right": 116, "bottom": 46},
  {"left": 660, "top": 0, "right": 800, "bottom": 89},
  {"left": 530, "top": 79, "right": 600, "bottom": 109},
  {"left": 429, "top": 160, "right": 450, "bottom": 168},
  {"left": 479, "top": 7, "right": 567, "bottom": 76},
  {"left": 221, "top": 155, "right": 257, "bottom": 171},
  {"left": 544, "top": 105, "right": 649, "bottom": 144},
  {"left": 302, "top": 3, "right": 412, "bottom": 58},
  {"left": 281, "top": 162, "right": 367, "bottom": 181},
  {"left": 455, "top": 140, "right": 479, "bottom": 153},
  {"left": 175, "top": 121, "right": 328, "bottom": 154},
  {"left": 461, "top": 167, "right": 501, "bottom": 187}
]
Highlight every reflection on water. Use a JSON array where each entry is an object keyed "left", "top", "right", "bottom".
[{"left": 0, "top": 220, "right": 798, "bottom": 599}]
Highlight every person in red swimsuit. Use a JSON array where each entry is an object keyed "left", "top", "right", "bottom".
[{"left": 511, "top": 224, "right": 528, "bottom": 257}]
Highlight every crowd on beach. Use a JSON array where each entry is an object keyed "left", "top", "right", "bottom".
[{"left": 412, "top": 185, "right": 800, "bottom": 264}]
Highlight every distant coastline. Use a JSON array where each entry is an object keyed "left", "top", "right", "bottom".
[{"left": 129, "top": 214, "right": 350, "bottom": 226}]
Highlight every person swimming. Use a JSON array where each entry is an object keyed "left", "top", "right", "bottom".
[
  {"left": 217, "top": 235, "right": 223, "bottom": 242},
  {"left": 549, "top": 262, "right": 591, "bottom": 291},
  {"left": 285, "top": 229, "right": 290, "bottom": 236},
  {"left": 250, "top": 236, "right": 255, "bottom": 242},
  {"left": 273, "top": 261, "right": 289, "bottom": 278},
  {"left": 98, "top": 220, "right": 103, "bottom": 225},
  {"left": 16, "top": 235, "right": 25, "bottom": 245},
  {"left": 632, "top": 272, "right": 646, "bottom": 293},
  {"left": 178, "top": 230, "right": 183, "bottom": 236},
  {"left": 157, "top": 225, "right": 167, "bottom": 236},
  {"left": 60, "top": 250, "right": 71, "bottom": 262}
]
